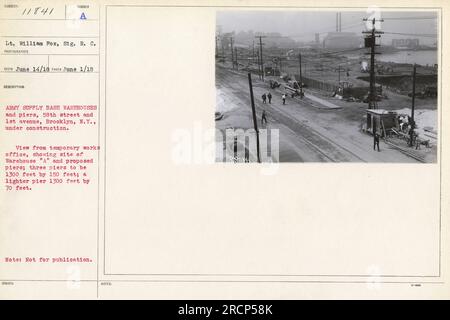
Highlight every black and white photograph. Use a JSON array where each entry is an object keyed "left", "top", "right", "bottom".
[
  {"left": 215, "top": 10, "right": 439, "bottom": 163},
  {"left": 1, "top": 0, "right": 448, "bottom": 301}
]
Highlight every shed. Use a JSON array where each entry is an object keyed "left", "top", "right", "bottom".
[{"left": 365, "top": 109, "right": 399, "bottom": 137}]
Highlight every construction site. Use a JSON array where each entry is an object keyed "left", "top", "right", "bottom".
[{"left": 215, "top": 11, "right": 438, "bottom": 163}]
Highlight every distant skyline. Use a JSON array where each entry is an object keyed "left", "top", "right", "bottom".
[{"left": 217, "top": 11, "right": 438, "bottom": 46}]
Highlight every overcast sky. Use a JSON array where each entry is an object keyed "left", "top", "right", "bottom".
[{"left": 217, "top": 11, "right": 438, "bottom": 45}]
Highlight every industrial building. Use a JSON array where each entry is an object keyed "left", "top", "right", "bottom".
[{"left": 323, "top": 32, "right": 362, "bottom": 49}]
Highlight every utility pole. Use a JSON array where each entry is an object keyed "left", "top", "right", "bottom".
[
  {"left": 215, "top": 36, "right": 218, "bottom": 58},
  {"left": 363, "top": 17, "right": 383, "bottom": 149},
  {"left": 248, "top": 73, "right": 261, "bottom": 163},
  {"left": 255, "top": 36, "right": 266, "bottom": 81},
  {"left": 363, "top": 18, "right": 383, "bottom": 110},
  {"left": 230, "top": 37, "right": 234, "bottom": 69},
  {"left": 336, "top": 65, "right": 345, "bottom": 85},
  {"left": 298, "top": 52, "right": 303, "bottom": 97},
  {"left": 221, "top": 39, "right": 225, "bottom": 59},
  {"left": 256, "top": 50, "right": 261, "bottom": 79},
  {"left": 234, "top": 47, "right": 238, "bottom": 70},
  {"left": 368, "top": 24, "right": 376, "bottom": 109},
  {"left": 338, "top": 66, "right": 341, "bottom": 84},
  {"left": 259, "top": 36, "right": 264, "bottom": 81},
  {"left": 409, "top": 64, "right": 417, "bottom": 147}
]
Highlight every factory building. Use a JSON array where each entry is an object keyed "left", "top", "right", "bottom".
[{"left": 323, "top": 32, "right": 362, "bottom": 49}]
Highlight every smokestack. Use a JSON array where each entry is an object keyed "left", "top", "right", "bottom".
[{"left": 336, "top": 13, "right": 338, "bottom": 32}]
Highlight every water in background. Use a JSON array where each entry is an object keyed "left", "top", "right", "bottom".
[{"left": 378, "top": 50, "right": 438, "bottom": 66}]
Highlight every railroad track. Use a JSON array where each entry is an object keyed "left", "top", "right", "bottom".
[
  {"left": 217, "top": 67, "right": 367, "bottom": 162},
  {"left": 383, "top": 140, "right": 426, "bottom": 163},
  {"left": 284, "top": 126, "right": 338, "bottom": 162},
  {"left": 218, "top": 67, "right": 426, "bottom": 163},
  {"left": 261, "top": 101, "right": 366, "bottom": 162}
]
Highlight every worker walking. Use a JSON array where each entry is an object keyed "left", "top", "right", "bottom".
[
  {"left": 374, "top": 132, "right": 380, "bottom": 152},
  {"left": 282, "top": 94, "right": 286, "bottom": 105},
  {"left": 267, "top": 92, "right": 272, "bottom": 104},
  {"left": 262, "top": 93, "right": 267, "bottom": 104},
  {"left": 261, "top": 109, "right": 267, "bottom": 125}
]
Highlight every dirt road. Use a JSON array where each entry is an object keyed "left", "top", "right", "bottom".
[{"left": 216, "top": 65, "right": 421, "bottom": 163}]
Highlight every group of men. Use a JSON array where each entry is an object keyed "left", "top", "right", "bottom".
[
  {"left": 260, "top": 92, "right": 288, "bottom": 125},
  {"left": 261, "top": 92, "right": 287, "bottom": 105},
  {"left": 261, "top": 92, "right": 272, "bottom": 104},
  {"left": 399, "top": 115, "right": 410, "bottom": 132}
]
